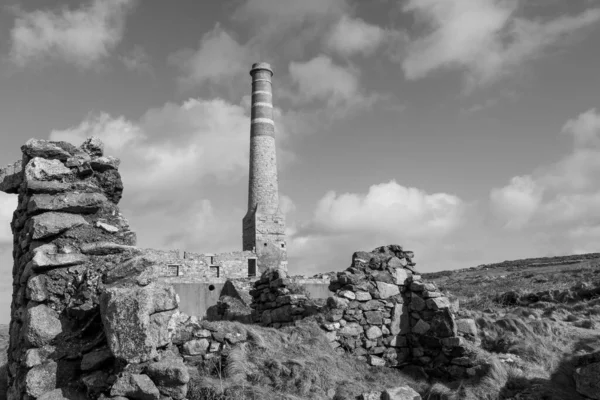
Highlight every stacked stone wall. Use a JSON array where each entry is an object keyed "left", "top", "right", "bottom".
[
  {"left": 250, "top": 245, "right": 476, "bottom": 379},
  {"left": 1, "top": 138, "right": 250, "bottom": 400}
]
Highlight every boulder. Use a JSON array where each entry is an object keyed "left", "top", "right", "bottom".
[
  {"left": 22, "top": 139, "right": 73, "bottom": 160},
  {"left": 376, "top": 281, "right": 400, "bottom": 299},
  {"left": 146, "top": 358, "right": 190, "bottom": 385},
  {"left": 110, "top": 374, "right": 160, "bottom": 400},
  {"left": 574, "top": 362, "right": 600, "bottom": 400},
  {"left": 28, "top": 193, "right": 107, "bottom": 214},
  {"left": 25, "top": 158, "right": 72, "bottom": 182},
  {"left": 23, "top": 305, "right": 62, "bottom": 347},
  {"left": 382, "top": 386, "right": 422, "bottom": 400},
  {"left": 25, "top": 361, "right": 57, "bottom": 398},
  {"left": 28, "top": 212, "right": 89, "bottom": 240},
  {"left": 100, "top": 282, "right": 179, "bottom": 363}
]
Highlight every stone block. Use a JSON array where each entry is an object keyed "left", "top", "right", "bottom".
[
  {"left": 28, "top": 212, "right": 89, "bottom": 240},
  {"left": 32, "top": 245, "right": 89, "bottom": 271},
  {"left": 28, "top": 192, "right": 107, "bottom": 214},
  {"left": 110, "top": 373, "right": 160, "bottom": 400},
  {"left": 23, "top": 305, "right": 62, "bottom": 347},
  {"left": 22, "top": 139, "right": 73, "bottom": 160},
  {"left": 355, "top": 291, "right": 372, "bottom": 301},
  {"left": 430, "top": 309, "right": 457, "bottom": 338},
  {"left": 376, "top": 281, "right": 400, "bottom": 298},
  {"left": 382, "top": 386, "right": 422, "bottom": 400},
  {"left": 26, "top": 362, "right": 58, "bottom": 398},
  {"left": 410, "top": 293, "right": 426, "bottom": 312},
  {"left": 25, "top": 158, "right": 71, "bottom": 182},
  {"left": 24, "top": 345, "right": 55, "bottom": 368},
  {"left": 365, "top": 311, "right": 384, "bottom": 325},
  {"left": 368, "top": 355, "right": 385, "bottom": 367},
  {"left": 426, "top": 297, "right": 450, "bottom": 311},
  {"left": 365, "top": 326, "right": 383, "bottom": 340},
  {"left": 183, "top": 339, "right": 210, "bottom": 356}
]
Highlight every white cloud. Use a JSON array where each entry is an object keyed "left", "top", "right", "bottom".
[
  {"left": 285, "top": 180, "right": 466, "bottom": 275},
  {"left": 490, "top": 175, "right": 543, "bottom": 229},
  {"left": 490, "top": 108, "right": 600, "bottom": 254},
  {"left": 562, "top": 108, "right": 600, "bottom": 148},
  {"left": 324, "top": 15, "right": 387, "bottom": 56},
  {"left": 401, "top": 0, "right": 600, "bottom": 88},
  {"left": 10, "top": 0, "right": 135, "bottom": 68},
  {"left": 288, "top": 55, "right": 380, "bottom": 111},
  {"left": 0, "top": 193, "right": 17, "bottom": 244},
  {"left": 168, "top": 24, "right": 249, "bottom": 88},
  {"left": 309, "top": 180, "right": 464, "bottom": 237},
  {"left": 234, "top": 0, "right": 348, "bottom": 27}
]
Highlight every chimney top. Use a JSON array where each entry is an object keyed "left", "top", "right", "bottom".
[{"left": 250, "top": 62, "right": 273, "bottom": 76}]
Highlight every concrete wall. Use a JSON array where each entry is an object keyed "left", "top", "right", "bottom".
[
  {"left": 170, "top": 282, "right": 227, "bottom": 319},
  {"left": 297, "top": 280, "right": 334, "bottom": 299}
]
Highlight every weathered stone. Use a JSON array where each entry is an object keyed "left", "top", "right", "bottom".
[
  {"left": 100, "top": 282, "right": 179, "bottom": 363},
  {"left": 28, "top": 192, "right": 107, "bottom": 214},
  {"left": 365, "top": 311, "right": 383, "bottom": 325},
  {"left": 25, "top": 361, "right": 57, "bottom": 398},
  {"left": 26, "top": 275, "right": 49, "bottom": 301},
  {"left": 355, "top": 291, "right": 372, "bottom": 301},
  {"left": 32, "top": 245, "right": 89, "bottom": 271},
  {"left": 103, "top": 256, "right": 161, "bottom": 286},
  {"left": 96, "top": 221, "right": 119, "bottom": 233},
  {"left": 410, "top": 282, "right": 425, "bottom": 292},
  {"left": 574, "top": 362, "right": 600, "bottom": 400},
  {"left": 29, "top": 212, "right": 89, "bottom": 240},
  {"left": 365, "top": 326, "right": 383, "bottom": 340},
  {"left": 368, "top": 355, "right": 385, "bottom": 367},
  {"left": 0, "top": 159, "right": 22, "bottom": 193},
  {"left": 82, "top": 370, "right": 110, "bottom": 394},
  {"left": 146, "top": 358, "right": 190, "bottom": 386},
  {"left": 382, "top": 386, "right": 422, "bottom": 400},
  {"left": 81, "top": 347, "right": 113, "bottom": 371},
  {"left": 149, "top": 310, "right": 178, "bottom": 348},
  {"left": 91, "top": 156, "right": 120, "bottom": 171},
  {"left": 376, "top": 281, "right": 400, "bottom": 298},
  {"left": 22, "top": 139, "right": 72, "bottom": 160},
  {"left": 25, "top": 158, "right": 72, "bottom": 182},
  {"left": 430, "top": 309, "right": 457, "bottom": 337},
  {"left": 394, "top": 268, "right": 411, "bottom": 285},
  {"left": 422, "top": 291, "right": 442, "bottom": 298},
  {"left": 412, "top": 320, "right": 430, "bottom": 335},
  {"left": 388, "top": 256, "right": 408, "bottom": 269},
  {"left": 426, "top": 297, "right": 451, "bottom": 311},
  {"left": 24, "top": 345, "right": 55, "bottom": 368},
  {"left": 80, "top": 242, "right": 139, "bottom": 255},
  {"left": 410, "top": 293, "right": 426, "bottom": 311},
  {"left": 371, "top": 271, "right": 396, "bottom": 284},
  {"left": 110, "top": 373, "right": 160, "bottom": 400},
  {"left": 183, "top": 339, "right": 210, "bottom": 356},
  {"left": 327, "top": 295, "right": 349, "bottom": 309},
  {"left": 456, "top": 319, "right": 478, "bottom": 336},
  {"left": 359, "top": 300, "right": 384, "bottom": 311},
  {"left": 339, "top": 322, "right": 362, "bottom": 336},
  {"left": 390, "top": 304, "right": 409, "bottom": 335},
  {"left": 81, "top": 137, "right": 105, "bottom": 157},
  {"left": 339, "top": 290, "right": 356, "bottom": 300},
  {"left": 23, "top": 305, "right": 62, "bottom": 346}
]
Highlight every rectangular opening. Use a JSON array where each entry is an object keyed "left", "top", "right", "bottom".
[
  {"left": 210, "top": 265, "right": 220, "bottom": 278},
  {"left": 166, "top": 264, "right": 179, "bottom": 277},
  {"left": 248, "top": 259, "right": 257, "bottom": 277},
  {"left": 210, "top": 256, "right": 215, "bottom": 264}
]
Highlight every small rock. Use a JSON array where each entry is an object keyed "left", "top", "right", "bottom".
[
  {"left": 356, "top": 291, "right": 372, "bottom": 301},
  {"left": 376, "top": 281, "right": 400, "bottom": 299},
  {"left": 456, "top": 319, "right": 478, "bottom": 336},
  {"left": 96, "top": 221, "right": 119, "bottom": 233},
  {"left": 81, "top": 137, "right": 105, "bottom": 157},
  {"left": 28, "top": 212, "right": 89, "bottom": 240},
  {"left": 339, "top": 290, "right": 356, "bottom": 300},
  {"left": 23, "top": 305, "right": 62, "bottom": 347},
  {"left": 365, "top": 326, "right": 383, "bottom": 340},
  {"left": 368, "top": 355, "right": 386, "bottom": 367},
  {"left": 382, "top": 386, "right": 422, "bottom": 400},
  {"left": 183, "top": 339, "right": 210, "bottom": 356}
]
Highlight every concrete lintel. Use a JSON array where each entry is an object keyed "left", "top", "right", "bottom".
[{"left": 0, "top": 160, "right": 22, "bottom": 194}]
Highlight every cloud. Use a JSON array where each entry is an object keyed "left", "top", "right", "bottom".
[
  {"left": 401, "top": 0, "right": 600, "bottom": 88},
  {"left": 490, "top": 108, "right": 600, "bottom": 254},
  {"left": 288, "top": 55, "right": 380, "bottom": 111},
  {"left": 10, "top": 0, "right": 135, "bottom": 68},
  {"left": 324, "top": 15, "right": 387, "bottom": 56},
  {"left": 562, "top": 108, "right": 600, "bottom": 148},
  {"left": 286, "top": 180, "right": 466, "bottom": 274},
  {"left": 0, "top": 193, "right": 17, "bottom": 244},
  {"left": 168, "top": 24, "right": 249, "bottom": 88},
  {"left": 234, "top": 0, "right": 348, "bottom": 27}
]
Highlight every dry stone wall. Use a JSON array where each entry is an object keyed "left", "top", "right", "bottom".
[
  {"left": 251, "top": 245, "right": 477, "bottom": 379},
  {"left": 1, "top": 138, "right": 251, "bottom": 400}
]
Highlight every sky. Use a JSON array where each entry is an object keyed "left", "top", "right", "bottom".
[{"left": 0, "top": 0, "right": 600, "bottom": 323}]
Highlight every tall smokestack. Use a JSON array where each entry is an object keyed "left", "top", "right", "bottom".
[
  {"left": 247, "top": 62, "right": 279, "bottom": 213},
  {"left": 243, "top": 62, "right": 287, "bottom": 273}
]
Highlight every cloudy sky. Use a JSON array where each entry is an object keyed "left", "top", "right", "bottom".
[{"left": 1, "top": 0, "right": 600, "bottom": 323}]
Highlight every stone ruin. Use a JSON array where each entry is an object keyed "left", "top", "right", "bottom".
[
  {"left": 0, "top": 138, "right": 480, "bottom": 399},
  {"left": 251, "top": 245, "right": 482, "bottom": 379}
]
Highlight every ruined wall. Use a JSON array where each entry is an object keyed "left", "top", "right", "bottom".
[
  {"left": 251, "top": 245, "right": 476, "bottom": 379},
  {"left": 153, "top": 250, "right": 257, "bottom": 281},
  {"left": 0, "top": 137, "right": 266, "bottom": 400}
]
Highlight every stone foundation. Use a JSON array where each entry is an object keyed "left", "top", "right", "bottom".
[{"left": 251, "top": 245, "right": 477, "bottom": 379}]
